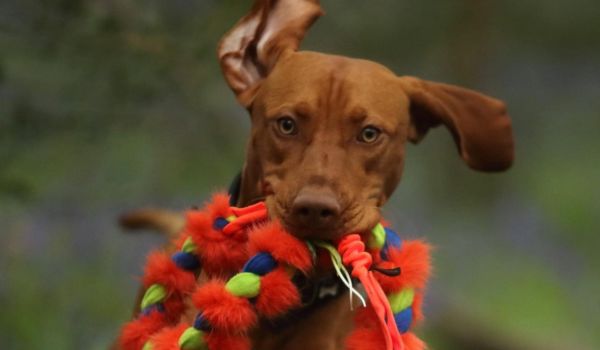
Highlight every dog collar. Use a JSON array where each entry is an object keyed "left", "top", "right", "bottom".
[
  {"left": 227, "top": 171, "right": 242, "bottom": 206},
  {"left": 263, "top": 270, "right": 348, "bottom": 331}
]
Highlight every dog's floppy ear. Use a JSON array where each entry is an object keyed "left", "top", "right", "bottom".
[
  {"left": 218, "top": 0, "right": 323, "bottom": 107},
  {"left": 399, "top": 76, "right": 514, "bottom": 172}
]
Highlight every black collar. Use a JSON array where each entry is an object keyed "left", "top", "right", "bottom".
[
  {"left": 263, "top": 271, "right": 346, "bottom": 331},
  {"left": 228, "top": 171, "right": 242, "bottom": 206}
]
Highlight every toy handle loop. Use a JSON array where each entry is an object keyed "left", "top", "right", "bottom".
[{"left": 338, "top": 234, "right": 404, "bottom": 350}]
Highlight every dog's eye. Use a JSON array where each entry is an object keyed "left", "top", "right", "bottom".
[
  {"left": 277, "top": 117, "right": 298, "bottom": 135},
  {"left": 358, "top": 126, "right": 381, "bottom": 143}
]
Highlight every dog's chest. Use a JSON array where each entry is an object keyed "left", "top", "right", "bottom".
[{"left": 252, "top": 291, "right": 355, "bottom": 350}]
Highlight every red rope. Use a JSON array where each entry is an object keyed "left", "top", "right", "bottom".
[
  {"left": 338, "top": 234, "right": 404, "bottom": 350},
  {"left": 223, "top": 202, "right": 268, "bottom": 235}
]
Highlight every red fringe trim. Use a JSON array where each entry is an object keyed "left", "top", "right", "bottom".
[
  {"left": 402, "top": 332, "right": 426, "bottom": 350},
  {"left": 412, "top": 291, "right": 424, "bottom": 324},
  {"left": 346, "top": 305, "right": 427, "bottom": 350},
  {"left": 191, "top": 280, "right": 257, "bottom": 333},
  {"left": 375, "top": 240, "right": 431, "bottom": 292},
  {"left": 161, "top": 296, "right": 187, "bottom": 323},
  {"left": 248, "top": 222, "right": 313, "bottom": 273},
  {"left": 255, "top": 267, "right": 301, "bottom": 318},
  {"left": 206, "top": 193, "right": 235, "bottom": 219},
  {"left": 185, "top": 194, "right": 236, "bottom": 242},
  {"left": 184, "top": 194, "right": 249, "bottom": 276},
  {"left": 148, "top": 324, "right": 188, "bottom": 350},
  {"left": 119, "top": 312, "right": 166, "bottom": 350},
  {"left": 206, "top": 331, "right": 251, "bottom": 350},
  {"left": 197, "top": 234, "right": 249, "bottom": 277},
  {"left": 345, "top": 307, "right": 386, "bottom": 350},
  {"left": 142, "top": 251, "right": 197, "bottom": 294}
]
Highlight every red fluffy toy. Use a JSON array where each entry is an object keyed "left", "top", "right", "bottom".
[{"left": 119, "top": 194, "right": 430, "bottom": 350}]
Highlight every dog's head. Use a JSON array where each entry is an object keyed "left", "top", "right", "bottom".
[{"left": 219, "top": 0, "right": 514, "bottom": 240}]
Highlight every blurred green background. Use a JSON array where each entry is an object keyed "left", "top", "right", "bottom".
[{"left": 1, "top": 0, "right": 599, "bottom": 349}]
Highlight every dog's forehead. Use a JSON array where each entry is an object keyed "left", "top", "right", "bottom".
[{"left": 258, "top": 51, "right": 408, "bottom": 119}]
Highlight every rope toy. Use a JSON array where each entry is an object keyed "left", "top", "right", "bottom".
[
  {"left": 119, "top": 194, "right": 431, "bottom": 350},
  {"left": 338, "top": 234, "right": 403, "bottom": 350}
]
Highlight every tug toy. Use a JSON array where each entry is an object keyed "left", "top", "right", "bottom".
[{"left": 119, "top": 194, "right": 430, "bottom": 350}]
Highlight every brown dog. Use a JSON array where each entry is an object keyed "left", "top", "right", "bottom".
[
  {"left": 220, "top": 0, "right": 513, "bottom": 229},
  {"left": 120, "top": 0, "right": 514, "bottom": 349}
]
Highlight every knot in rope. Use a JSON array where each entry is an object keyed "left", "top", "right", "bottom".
[
  {"left": 338, "top": 234, "right": 404, "bottom": 350},
  {"left": 338, "top": 234, "right": 372, "bottom": 278}
]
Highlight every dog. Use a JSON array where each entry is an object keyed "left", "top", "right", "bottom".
[{"left": 119, "top": 0, "right": 514, "bottom": 349}]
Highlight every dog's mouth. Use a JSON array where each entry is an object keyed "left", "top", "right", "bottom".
[
  {"left": 280, "top": 221, "right": 345, "bottom": 241},
  {"left": 265, "top": 196, "right": 378, "bottom": 241}
]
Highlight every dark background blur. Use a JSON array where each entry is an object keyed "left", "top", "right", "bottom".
[{"left": 1, "top": 1, "right": 598, "bottom": 349}]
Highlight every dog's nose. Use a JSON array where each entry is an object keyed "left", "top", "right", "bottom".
[{"left": 291, "top": 190, "right": 341, "bottom": 229}]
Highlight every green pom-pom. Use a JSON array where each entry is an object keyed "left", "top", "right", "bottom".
[
  {"left": 225, "top": 272, "right": 261, "bottom": 298},
  {"left": 388, "top": 288, "right": 415, "bottom": 313},
  {"left": 369, "top": 223, "right": 386, "bottom": 249},
  {"left": 178, "top": 327, "right": 207, "bottom": 350},
  {"left": 142, "top": 341, "right": 153, "bottom": 350},
  {"left": 182, "top": 237, "right": 198, "bottom": 254},
  {"left": 140, "top": 284, "right": 167, "bottom": 310}
]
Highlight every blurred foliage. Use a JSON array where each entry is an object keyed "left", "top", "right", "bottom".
[{"left": 1, "top": 0, "right": 599, "bottom": 349}]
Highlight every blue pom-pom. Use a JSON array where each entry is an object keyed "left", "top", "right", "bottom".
[
  {"left": 141, "top": 303, "right": 165, "bottom": 316},
  {"left": 381, "top": 227, "right": 403, "bottom": 260},
  {"left": 394, "top": 307, "right": 413, "bottom": 333},
  {"left": 243, "top": 252, "right": 277, "bottom": 276},
  {"left": 172, "top": 252, "right": 201, "bottom": 270},
  {"left": 213, "top": 217, "right": 230, "bottom": 230},
  {"left": 193, "top": 313, "right": 211, "bottom": 331}
]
